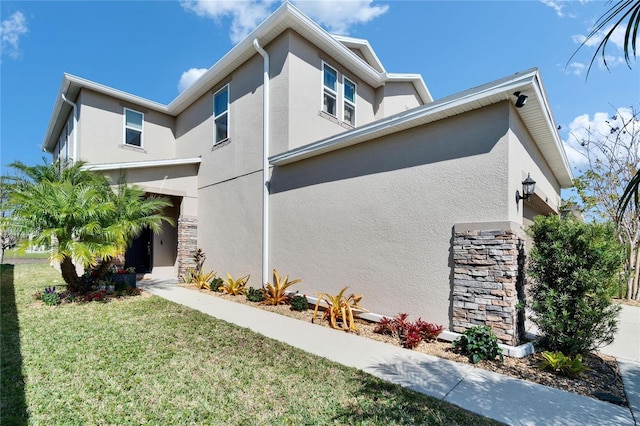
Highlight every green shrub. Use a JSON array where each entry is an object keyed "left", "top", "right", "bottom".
[
  {"left": 211, "top": 277, "right": 224, "bottom": 291},
  {"left": 452, "top": 326, "right": 503, "bottom": 364},
  {"left": 246, "top": 287, "right": 264, "bottom": 303},
  {"left": 527, "top": 215, "right": 624, "bottom": 356},
  {"left": 539, "top": 351, "right": 590, "bottom": 378},
  {"left": 41, "top": 289, "right": 61, "bottom": 306},
  {"left": 289, "top": 294, "right": 308, "bottom": 312},
  {"left": 114, "top": 277, "right": 129, "bottom": 292}
]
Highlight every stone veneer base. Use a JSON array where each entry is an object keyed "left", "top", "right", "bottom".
[{"left": 451, "top": 223, "right": 527, "bottom": 346}]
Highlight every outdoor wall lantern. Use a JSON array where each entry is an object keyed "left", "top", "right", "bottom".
[
  {"left": 516, "top": 173, "right": 536, "bottom": 203},
  {"left": 514, "top": 91, "right": 528, "bottom": 108}
]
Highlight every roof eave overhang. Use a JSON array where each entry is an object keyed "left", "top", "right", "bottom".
[
  {"left": 41, "top": 74, "right": 170, "bottom": 153},
  {"left": 42, "top": 3, "right": 435, "bottom": 153},
  {"left": 331, "top": 35, "right": 386, "bottom": 73},
  {"left": 270, "top": 68, "right": 573, "bottom": 188},
  {"left": 81, "top": 157, "right": 201, "bottom": 172},
  {"left": 384, "top": 73, "right": 433, "bottom": 104}
]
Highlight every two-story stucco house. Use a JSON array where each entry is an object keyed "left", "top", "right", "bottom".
[{"left": 41, "top": 3, "right": 572, "bottom": 346}]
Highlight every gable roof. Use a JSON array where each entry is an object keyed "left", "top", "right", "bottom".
[
  {"left": 270, "top": 68, "right": 574, "bottom": 188},
  {"left": 42, "top": 2, "right": 432, "bottom": 153}
]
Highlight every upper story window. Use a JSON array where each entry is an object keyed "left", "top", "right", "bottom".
[
  {"left": 322, "top": 63, "right": 338, "bottom": 116},
  {"left": 343, "top": 77, "right": 356, "bottom": 126},
  {"left": 214, "top": 85, "right": 229, "bottom": 144},
  {"left": 124, "top": 108, "right": 143, "bottom": 147},
  {"left": 321, "top": 63, "right": 357, "bottom": 126}
]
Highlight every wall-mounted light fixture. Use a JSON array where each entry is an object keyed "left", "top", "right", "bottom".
[
  {"left": 516, "top": 173, "right": 536, "bottom": 203},
  {"left": 513, "top": 91, "right": 528, "bottom": 108}
]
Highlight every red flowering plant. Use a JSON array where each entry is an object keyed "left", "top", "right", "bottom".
[
  {"left": 374, "top": 313, "right": 443, "bottom": 349},
  {"left": 84, "top": 290, "right": 107, "bottom": 302}
]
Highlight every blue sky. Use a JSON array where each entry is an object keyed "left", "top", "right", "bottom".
[{"left": 1, "top": 0, "right": 638, "bottom": 184}]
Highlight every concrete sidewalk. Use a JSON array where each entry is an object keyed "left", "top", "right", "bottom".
[
  {"left": 140, "top": 280, "right": 638, "bottom": 426},
  {"left": 601, "top": 304, "right": 640, "bottom": 363}
]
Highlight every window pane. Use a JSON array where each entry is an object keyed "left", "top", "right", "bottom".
[
  {"left": 214, "top": 87, "right": 228, "bottom": 116},
  {"left": 126, "top": 129, "right": 142, "bottom": 146},
  {"left": 344, "top": 80, "right": 355, "bottom": 103},
  {"left": 215, "top": 114, "right": 228, "bottom": 143},
  {"left": 344, "top": 104, "right": 355, "bottom": 126},
  {"left": 323, "top": 65, "right": 337, "bottom": 91},
  {"left": 126, "top": 110, "right": 143, "bottom": 130},
  {"left": 323, "top": 92, "right": 336, "bottom": 116}
]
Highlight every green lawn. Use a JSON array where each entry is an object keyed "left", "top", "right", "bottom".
[
  {"left": 1, "top": 264, "right": 500, "bottom": 425},
  {"left": 2, "top": 248, "right": 49, "bottom": 259}
]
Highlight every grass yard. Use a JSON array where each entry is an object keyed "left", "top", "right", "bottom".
[
  {"left": 1, "top": 264, "right": 499, "bottom": 425},
  {"left": 2, "top": 248, "right": 49, "bottom": 260}
]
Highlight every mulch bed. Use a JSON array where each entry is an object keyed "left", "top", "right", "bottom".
[{"left": 181, "top": 283, "right": 628, "bottom": 407}]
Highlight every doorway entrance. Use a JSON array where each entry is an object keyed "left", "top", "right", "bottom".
[{"left": 124, "top": 227, "right": 152, "bottom": 274}]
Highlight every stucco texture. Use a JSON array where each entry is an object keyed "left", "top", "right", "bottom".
[{"left": 268, "top": 103, "right": 513, "bottom": 327}]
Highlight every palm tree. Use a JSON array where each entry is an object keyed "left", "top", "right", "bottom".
[
  {"left": 91, "top": 172, "right": 174, "bottom": 279},
  {"left": 572, "top": 0, "right": 640, "bottom": 75},
  {"left": 7, "top": 160, "right": 173, "bottom": 291},
  {"left": 571, "top": 1, "right": 640, "bottom": 215}
]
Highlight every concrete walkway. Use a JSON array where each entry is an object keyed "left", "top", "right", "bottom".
[
  {"left": 601, "top": 304, "right": 640, "bottom": 363},
  {"left": 139, "top": 280, "right": 638, "bottom": 426}
]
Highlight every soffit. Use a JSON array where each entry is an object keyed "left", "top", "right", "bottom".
[{"left": 270, "top": 68, "right": 573, "bottom": 188}]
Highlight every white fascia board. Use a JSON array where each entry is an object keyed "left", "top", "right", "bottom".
[
  {"left": 530, "top": 76, "right": 573, "bottom": 185},
  {"left": 270, "top": 71, "right": 538, "bottom": 166},
  {"left": 41, "top": 74, "right": 171, "bottom": 152},
  {"left": 385, "top": 73, "right": 433, "bottom": 103},
  {"left": 42, "top": 75, "right": 73, "bottom": 152},
  {"left": 43, "top": 2, "right": 413, "bottom": 152},
  {"left": 169, "top": 3, "right": 386, "bottom": 114},
  {"left": 65, "top": 74, "right": 169, "bottom": 112},
  {"left": 82, "top": 157, "right": 201, "bottom": 172},
  {"left": 331, "top": 35, "right": 386, "bottom": 73}
]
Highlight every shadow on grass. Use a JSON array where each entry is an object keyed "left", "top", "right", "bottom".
[
  {"left": 329, "top": 375, "right": 493, "bottom": 425},
  {"left": 1, "top": 264, "right": 28, "bottom": 425}
]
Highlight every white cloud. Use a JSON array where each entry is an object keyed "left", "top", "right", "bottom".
[
  {"left": 181, "top": 0, "right": 389, "bottom": 43},
  {"left": 178, "top": 67, "right": 208, "bottom": 93},
  {"left": 563, "top": 107, "right": 637, "bottom": 172},
  {"left": 573, "top": 24, "right": 627, "bottom": 48},
  {"left": 571, "top": 24, "right": 637, "bottom": 70},
  {"left": 1, "top": 11, "right": 28, "bottom": 59},
  {"left": 564, "top": 61, "right": 586, "bottom": 77},
  {"left": 180, "top": 0, "right": 277, "bottom": 44},
  {"left": 292, "top": 0, "right": 389, "bottom": 35},
  {"left": 541, "top": 0, "right": 566, "bottom": 17}
]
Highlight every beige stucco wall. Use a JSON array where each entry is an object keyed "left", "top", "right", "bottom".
[
  {"left": 152, "top": 196, "right": 180, "bottom": 278},
  {"left": 507, "top": 104, "right": 562, "bottom": 224},
  {"left": 77, "top": 89, "right": 176, "bottom": 165},
  {"left": 268, "top": 103, "right": 512, "bottom": 327},
  {"left": 174, "top": 39, "right": 283, "bottom": 188},
  {"left": 375, "top": 82, "right": 423, "bottom": 120},
  {"left": 286, "top": 31, "right": 378, "bottom": 149},
  {"left": 100, "top": 165, "right": 198, "bottom": 278},
  {"left": 196, "top": 171, "right": 263, "bottom": 283}
]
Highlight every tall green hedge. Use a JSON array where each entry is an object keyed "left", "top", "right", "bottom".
[{"left": 527, "top": 215, "right": 624, "bottom": 356}]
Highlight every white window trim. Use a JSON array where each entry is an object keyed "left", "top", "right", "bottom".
[
  {"left": 343, "top": 76, "right": 357, "bottom": 127},
  {"left": 213, "top": 84, "right": 230, "bottom": 145},
  {"left": 123, "top": 107, "right": 144, "bottom": 148},
  {"left": 321, "top": 62, "right": 338, "bottom": 118}
]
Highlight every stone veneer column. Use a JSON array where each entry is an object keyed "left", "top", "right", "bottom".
[
  {"left": 177, "top": 216, "right": 198, "bottom": 278},
  {"left": 452, "top": 224, "right": 525, "bottom": 346}
]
